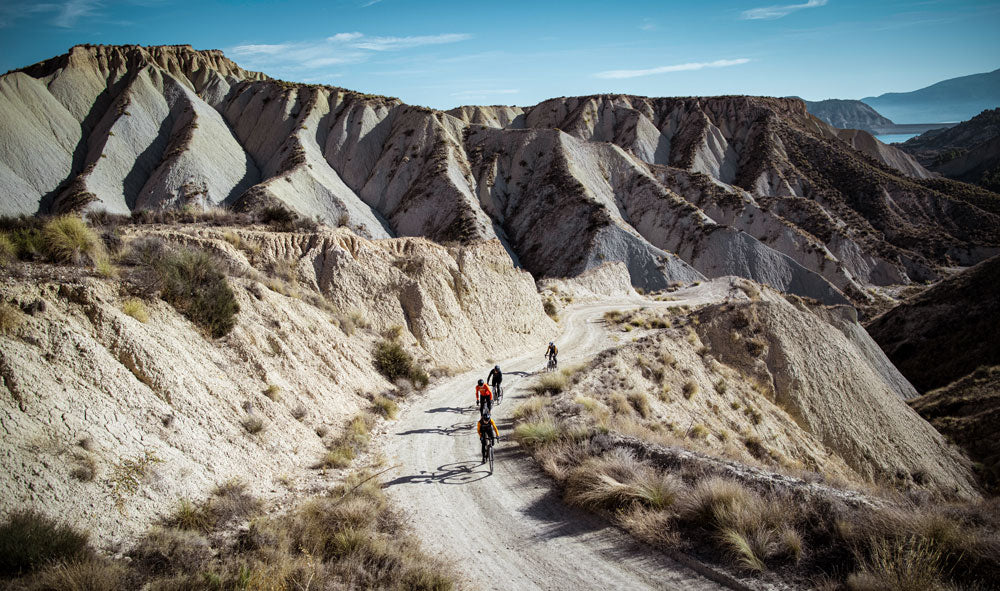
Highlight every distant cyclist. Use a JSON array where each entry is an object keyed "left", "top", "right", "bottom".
[
  {"left": 477, "top": 411, "right": 499, "bottom": 464},
  {"left": 487, "top": 365, "right": 502, "bottom": 403},
  {"left": 545, "top": 342, "right": 558, "bottom": 367},
  {"left": 475, "top": 379, "right": 494, "bottom": 415}
]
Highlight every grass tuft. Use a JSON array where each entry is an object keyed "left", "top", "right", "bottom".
[
  {"left": 372, "top": 395, "right": 399, "bottom": 419},
  {"left": 42, "top": 216, "right": 105, "bottom": 265},
  {"left": 121, "top": 298, "right": 149, "bottom": 323},
  {"left": 0, "top": 510, "right": 91, "bottom": 577},
  {"left": 531, "top": 372, "right": 567, "bottom": 395},
  {"left": 513, "top": 418, "right": 560, "bottom": 447},
  {"left": 0, "top": 302, "right": 24, "bottom": 336}
]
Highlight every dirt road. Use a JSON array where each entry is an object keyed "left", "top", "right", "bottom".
[{"left": 383, "top": 295, "right": 730, "bottom": 590}]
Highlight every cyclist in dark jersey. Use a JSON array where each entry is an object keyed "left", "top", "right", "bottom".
[
  {"left": 477, "top": 411, "right": 499, "bottom": 463},
  {"left": 487, "top": 365, "right": 502, "bottom": 403}
]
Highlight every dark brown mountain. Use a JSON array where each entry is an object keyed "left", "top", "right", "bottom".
[
  {"left": 910, "top": 365, "right": 1000, "bottom": 492},
  {"left": 866, "top": 255, "right": 1000, "bottom": 392},
  {"left": 900, "top": 108, "right": 1000, "bottom": 192}
]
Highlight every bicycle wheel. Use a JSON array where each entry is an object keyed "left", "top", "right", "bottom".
[{"left": 488, "top": 444, "right": 494, "bottom": 473}]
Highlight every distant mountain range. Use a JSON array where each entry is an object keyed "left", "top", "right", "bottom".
[
  {"left": 862, "top": 68, "right": 1000, "bottom": 123},
  {"left": 802, "top": 99, "right": 893, "bottom": 133}
]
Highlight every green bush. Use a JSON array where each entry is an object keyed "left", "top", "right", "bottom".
[
  {"left": 0, "top": 510, "right": 91, "bottom": 576},
  {"left": 373, "top": 340, "right": 428, "bottom": 387},
  {"left": 153, "top": 248, "right": 239, "bottom": 338}
]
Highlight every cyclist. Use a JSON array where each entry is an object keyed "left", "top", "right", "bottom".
[
  {"left": 545, "top": 341, "right": 558, "bottom": 367},
  {"left": 475, "top": 378, "right": 494, "bottom": 415},
  {"left": 487, "top": 365, "right": 503, "bottom": 404},
  {"left": 477, "top": 411, "right": 499, "bottom": 464}
]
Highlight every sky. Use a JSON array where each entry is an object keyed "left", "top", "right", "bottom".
[{"left": 1, "top": 0, "right": 998, "bottom": 110}]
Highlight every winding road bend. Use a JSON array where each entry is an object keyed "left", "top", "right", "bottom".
[{"left": 383, "top": 297, "right": 729, "bottom": 590}]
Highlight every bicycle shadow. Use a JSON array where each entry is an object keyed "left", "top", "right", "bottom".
[
  {"left": 384, "top": 461, "right": 492, "bottom": 486},
  {"left": 395, "top": 422, "right": 472, "bottom": 437},
  {"left": 424, "top": 406, "right": 469, "bottom": 415}
]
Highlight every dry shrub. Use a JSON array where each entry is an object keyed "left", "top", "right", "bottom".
[
  {"left": 129, "top": 528, "right": 212, "bottom": 575},
  {"left": 565, "top": 450, "right": 683, "bottom": 513},
  {"left": 41, "top": 216, "right": 106, "bottom": 265},
  {"left": 682, "top": 380, "right": 699, "bottom": 399},
  {"left": 609, "top": 392, "right": 632, "bottom": 415},
  {"left": 167, "top": 480, "right": 262, "bottom": 533},
  {"left": 241, "top": 416, "right": 265, "bottom": 435},
  {"left": 627, "top": 391, "right": 651, "bottom": 418},
  {"left": 153, "top": 248, "right": 239, "bottom": 338},
  {"left": 513, "top": 418, "right": 560, "bottom": 448},
  {"left": 0, "top": 302, "right": 24, "bottom": 336},
  {"left": 0, "top": 510, "right": 91, "bottom": 577},
  {"left": 513, "top": 397, "right": 550, "bottom": 421},
  {"left": 263, "top": 384, "right": 281, "bottom": 401},
  {"left": 25, "top": 557, "right": 125, "bottom": 591},
  {"left": 373, "top": 340, "right": 428, "bottom": 388},
  {"left": 319, "top": 413, "right": 375, "bottom": 469},
  {"left": 371, "top": 394, "right": 399, "bottom": 419},
  {"left": 0, "top": 232, "right": 15, "bottom": 265},
  {"left": 531, "top": 372, "right": 567, "bottom": 395},
  {"left": 847, "top": 536, "right": 952, "bottom": 591},
  {"left": 690, "top": 424, "right": 709, "bottom": 439},
  {"left": 122, "top": 298, "right": 149, "bottom": 323}
]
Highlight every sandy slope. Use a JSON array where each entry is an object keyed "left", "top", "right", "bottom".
[{"left": 382, "top": 293, "right": 733, "bottom": 590}]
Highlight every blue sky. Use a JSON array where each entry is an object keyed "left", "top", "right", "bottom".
[{"left": 1, "top": 0, "right": 998, "bottom": 109}]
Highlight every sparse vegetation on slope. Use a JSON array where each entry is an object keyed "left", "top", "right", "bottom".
[
  {"left": 510, "top": 287, "right": 994, "bottom": 588},
  {"left": 1, "top": 473, "right": 456, "bottom": 590},
  {"left": 150, "top": 247, "right": 240, "bottom": 338}
]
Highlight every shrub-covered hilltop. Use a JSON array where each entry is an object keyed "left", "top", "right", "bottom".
[
  {"left": 514, "top": 278, "right": 997, "bottom": 590},
  {"left": 0, "top": 208, "right": 554, "bottom": 587}
]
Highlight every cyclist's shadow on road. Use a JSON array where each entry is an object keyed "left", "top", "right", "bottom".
[
  {"left": 424, "top": 406, "right": 469, "bottom": 415},
  {"left": 384, "top": 461, "right": 491, "bottom": 486},
  {"left": 396, "top": 422, "right": 472, "bottom": 437}
]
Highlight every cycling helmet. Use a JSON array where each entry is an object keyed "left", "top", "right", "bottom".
[
  {"left": 478, "top": 379, "right": 484, "bottom": 386},
  {"left": 482, "top": 411, "right": 491, "bottom": 421},
  {"left": 549, "top": 341, "right": 554, "bottom": 346},
  {"left": 494, "top": 365, "right": 500, "bottom": 371}
]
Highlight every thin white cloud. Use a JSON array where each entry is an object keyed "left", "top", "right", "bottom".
[
  {"left": 740, "top": 0, "right": 827, "bottom": 20},
  {"left": 228, "top": 32, "right": 472, "bottom": 74},
  {"left": 351, "top": 33, "right": 472, "bottom": 51},
  {"left": 54, "top": 0, "right": 101, "bottom": 27},
  {"left": 639, "top": 18, "right": 657, "bottom": 31},
  {"left": 361, "top": 0, "right": 383, "bottom": 6},
  {"left": 594, "top": 58, "right": 750, "bottom": 79},
  {"left": 328, "top": 32, "right": 363, "bottom": 42},
  {"left": 230, "top": 43, "right": 291, "bottom": 56}
]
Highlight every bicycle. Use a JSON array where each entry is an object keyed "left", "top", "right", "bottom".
[
  {"left": 483, "top": 437, "right": 496, "bottom": 473},
  {"left": 493, "top": 383, "right": 503, "bottom": 406},
  {"left": 546, "top": 355, "right": 557, "bottom": 371}
]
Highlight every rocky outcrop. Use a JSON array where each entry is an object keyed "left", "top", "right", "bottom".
[{"left": 3, "top": 45, "right": 1000, "bottom": 305}]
